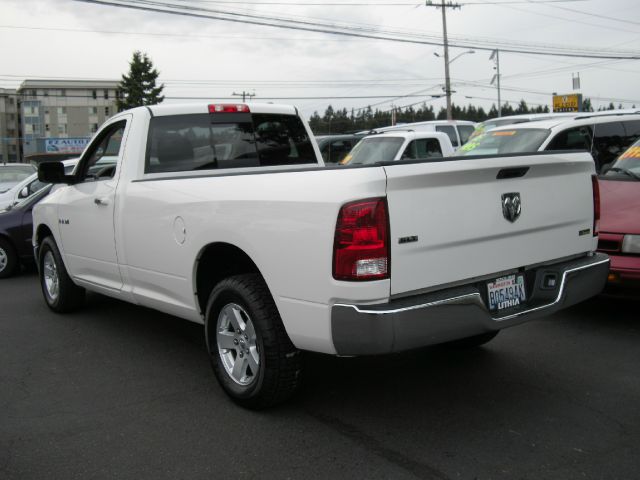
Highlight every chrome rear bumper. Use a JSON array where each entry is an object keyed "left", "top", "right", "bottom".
[{"left": 331, "top": 253, "right": 609, "bottom": 355}]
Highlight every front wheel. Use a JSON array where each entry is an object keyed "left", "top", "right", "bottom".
[
  {"left": 39, "top": 236, "right": 85, "bottom": 312},
  {"left": 0, "top": 237, "right": 19, "bottom": 279},
  {"left": 205, "top": 274, "right": 301, "bottom": 409}
]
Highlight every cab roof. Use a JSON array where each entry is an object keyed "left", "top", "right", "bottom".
[
  {"left": 143, "top": 102, "right": 298, "bottom": 117},
  {"left": 489, "top": 113, "right": 640, "bottom": 132}
]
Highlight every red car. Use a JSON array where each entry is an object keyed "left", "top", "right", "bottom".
[{"left": 598, "top": 140, "right": 640, "bottom": 288}]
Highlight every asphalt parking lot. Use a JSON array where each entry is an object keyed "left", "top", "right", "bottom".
[{"left": 1, "top": 272, "right": 639, "bottom": 480}]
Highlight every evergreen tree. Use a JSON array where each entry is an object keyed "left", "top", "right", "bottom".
[{"left": 116, "top": 51, "right": 165, "bottom": 111}]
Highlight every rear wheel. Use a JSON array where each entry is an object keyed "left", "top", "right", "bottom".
[
  {"left": 0, "top": 237, "right": 18, "bottom": 279},
  {"left": 39, "top": 236, "right": 85, "bottom": 312},
  {"left": 205, "top": 274, "right": 301, "bottom": 409},
  {"left": 444, "top": 331, "right": 500, "bottom": 348}
]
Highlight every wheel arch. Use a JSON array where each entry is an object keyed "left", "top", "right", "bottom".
[
  {"left": 34, "top": 223, "right": 55, "bottom": 260},
  {"left": 0, "top": 232, "right": 16, "bottom": 249},
  {"left": 194, "top": 242, "right": 266, "bottom": 318}
]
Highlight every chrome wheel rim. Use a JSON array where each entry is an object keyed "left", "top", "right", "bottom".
[
  {"left": 216, "top": 303, "right": 260, "bottom": 386},
  {"left": 0, "top": 246, "right": 7, "bottom": 272},
  {"left": 43, "top": 251, "right": 59, "bottom": 301}
]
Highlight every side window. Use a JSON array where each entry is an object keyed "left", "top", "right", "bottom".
[
  {"left": 416, "top": 138, "right": 443, "bottom": 159},
  {"left": 324, "top": 140, "right": 352, "bottom": 164},
  {"left": 546, "top": 126, "right": 592, "bottom": 151},
  {"left": 27, "top": 178, "right": 47, "bottom": 196},
  {"left": 622, "top": 120, "right": 640, "bottom": 148},
  {"left": 458, "top": 125, "right": 475, "bottom": 145},
  {"left": 403, "top": 139, "right": 444, "bottom": 161},
  {"left": 435, "top": 125, "right": 458, "bottom": 147},
  {"left": 77, "top": 120, "right": 126, "bottom": 181},
  {"left": 593, "top": 122, "right": 626, "bottom": 171},
  {"left": 401, "top": 141, "right": 417, "bottom": 160}
]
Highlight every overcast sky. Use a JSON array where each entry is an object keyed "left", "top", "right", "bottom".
[{"left": 1, "top": 0, "right": 639, "bottom": 119}]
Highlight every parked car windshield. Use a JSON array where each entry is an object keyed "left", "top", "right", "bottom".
[
  {"left": 0, "top": 165, "right": 35, "bottom": 193},
  {"left": 342, "top": 137, "right": 404, "bottom": 165},
  {"left": 602, "top": 139, "right": 640, "bottom": 180},
  {"left": 458, "top": 128, "right": 550, "bottom": 156}
]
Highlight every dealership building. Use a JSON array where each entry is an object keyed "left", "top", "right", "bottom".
[
  {"left": 0, "top": 79, "right": 120, "bottom": 162},
  {"left": 0, "top": 88, "right": 20, "bottom": 163}
]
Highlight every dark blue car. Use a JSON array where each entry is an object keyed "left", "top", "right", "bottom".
[{"left": 0, "top": 185, "right": 53, "bottom": 278}]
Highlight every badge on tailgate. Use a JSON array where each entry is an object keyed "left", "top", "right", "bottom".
[{"left": 501, "top": 192, "right": 522, "bottom": 223}]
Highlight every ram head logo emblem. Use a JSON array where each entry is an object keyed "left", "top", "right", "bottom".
[{"left": 501, "top": 193, "right": 522, "bottom": 223}]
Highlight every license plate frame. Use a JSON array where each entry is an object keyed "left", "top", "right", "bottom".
[{"left": 486, "top": 274, "right": 527, "bottom": 311}]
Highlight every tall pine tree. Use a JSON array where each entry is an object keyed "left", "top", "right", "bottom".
[{"left": 116, "top": 51, "right": 164, "bottom": 111}]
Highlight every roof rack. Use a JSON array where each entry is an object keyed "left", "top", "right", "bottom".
[
  {"left": 369, "top": 128, "right": 415, "bottom": 134},
  {"left": 575, "top": 111, "right": 640, "bottom": 120}
]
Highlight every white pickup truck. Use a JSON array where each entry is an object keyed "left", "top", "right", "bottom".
[{"left": 34, "top": 102, "right": 609, "bottom": 409}]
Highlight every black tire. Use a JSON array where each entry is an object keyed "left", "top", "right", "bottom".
[
  {"left": 205, "top": 274, "right": 302, "bottom": 409},
  {"left": 0, "top": 237, "right": 19, "bottom": 279},
  {"left": 39, "top": 236, "right": 85, "bottom": 313},
  {"left": 443, "top": 331, "right": 500, "bottom": 349}
]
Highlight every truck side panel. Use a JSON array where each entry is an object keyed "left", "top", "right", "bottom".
[{"left": 116, "top": 167, "right": 389, "bottom": 353}]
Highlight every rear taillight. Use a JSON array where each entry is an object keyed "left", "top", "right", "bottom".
[
  {"left": 333, "top": 198, "right": 390, "bottom": 281},
  {"left": 592, "top": 174, "right": 600, "bottom": 237},
  {"left": 208, "top": 104, "right": 250, "bottom": 113}
]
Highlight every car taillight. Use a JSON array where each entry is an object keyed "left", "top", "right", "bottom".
[
  {"left": 333, "top": 198, "right": 390, "bottom": 281},
  {"left": 208, "top": 104, "right": 250, "bottom": 113},
  {"left": 592, "top": 174, "right": 600, "bottom": 237}
]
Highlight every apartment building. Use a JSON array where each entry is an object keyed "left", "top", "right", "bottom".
[
  {"left": 17, "top": 79, "right": 119, "bottom": 158},
  {"left": 0, "top": 88, "right": 20, "bottom": 163}
]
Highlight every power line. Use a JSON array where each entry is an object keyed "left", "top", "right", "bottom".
[
  {"left": 496, "top": 2, "right": 640, "bottom": 35},
  {"left": 145, "top": 0, "right": 588, "bottom": 4},
  {"left": 71, "top": 0, "right": 640, "bottom": 59},
  {"left": 536, "top": 2, "right": 640, "bottom": 27}
]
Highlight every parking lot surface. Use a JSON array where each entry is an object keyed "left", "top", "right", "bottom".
[{"left": 1, "top": 272, "right": 639, "bottom": 480}]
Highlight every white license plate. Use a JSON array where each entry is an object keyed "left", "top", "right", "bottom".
[{"left": 487, "top": 274, "right": 526, "bottom": 311}]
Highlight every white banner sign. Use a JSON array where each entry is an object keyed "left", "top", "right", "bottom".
[{"left": 44, "top": 138, "right": 90, "bottom": 154}]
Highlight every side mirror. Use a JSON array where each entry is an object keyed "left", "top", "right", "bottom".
[
  {"left": 38, "top": 162, "right": 74, "bottom": 184},
  {"left": 600, "top": 164, "right": 611, "bottom": 175},
  {"left": 19, "top": 186, "right": 29, "bottom": 199}
]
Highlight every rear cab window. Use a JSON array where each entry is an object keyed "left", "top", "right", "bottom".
[{"left": 145, "top": 112, "right": 316, "bottom": 174}]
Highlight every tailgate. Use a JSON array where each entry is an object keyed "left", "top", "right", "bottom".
[{"left": 384, "top": 152, "right": 597, "bottom": 296}]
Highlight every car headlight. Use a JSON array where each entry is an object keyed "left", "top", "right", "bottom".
[{"left": 622, "top": 235, "right": 640, "bottom": 254}]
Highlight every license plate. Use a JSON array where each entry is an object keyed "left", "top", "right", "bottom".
[{"left": 487, "top": 274, "right": 526, "bottom": 311}]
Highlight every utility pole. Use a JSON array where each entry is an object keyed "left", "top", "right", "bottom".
[
  {"left": 426, "top": 1, "right": 461, "bottom": 121},
  {"left": 490, "top": 49, "right": 501, "bottom": 117},
  {"left": 232, "top": 90, "right": 255, "bottom": 102}
]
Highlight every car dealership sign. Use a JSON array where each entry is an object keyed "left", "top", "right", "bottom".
[
  {"left": 44, "top": 137, "right": 90, "bottom": 154},
  {"left": 552, "top": 94, "right": 583, "bottom": 113}
]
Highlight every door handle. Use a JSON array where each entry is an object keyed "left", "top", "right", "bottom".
[{"left": 94, "top": 197, "right": 109, "bottom": 206}]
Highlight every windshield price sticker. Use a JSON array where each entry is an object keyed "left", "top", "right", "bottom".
[
  {"left": 487, "top": 274, "right": 526, "bottom": 311},
  {"left": 492, "top": 131, "right": 517, "bottom": 137},
  {"left": 621, "top": 146, "right": 640, "bottom": 159}
]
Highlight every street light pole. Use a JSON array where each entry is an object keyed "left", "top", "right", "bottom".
[
  {"left": 440, "top": 0, "right": 452, "bottom": 120},
  {"left": 490, "top": 49, "right": 502, "bottom": 117},
  {"left": 434, "top": 48, "right": 475, "bottom": 119}
]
